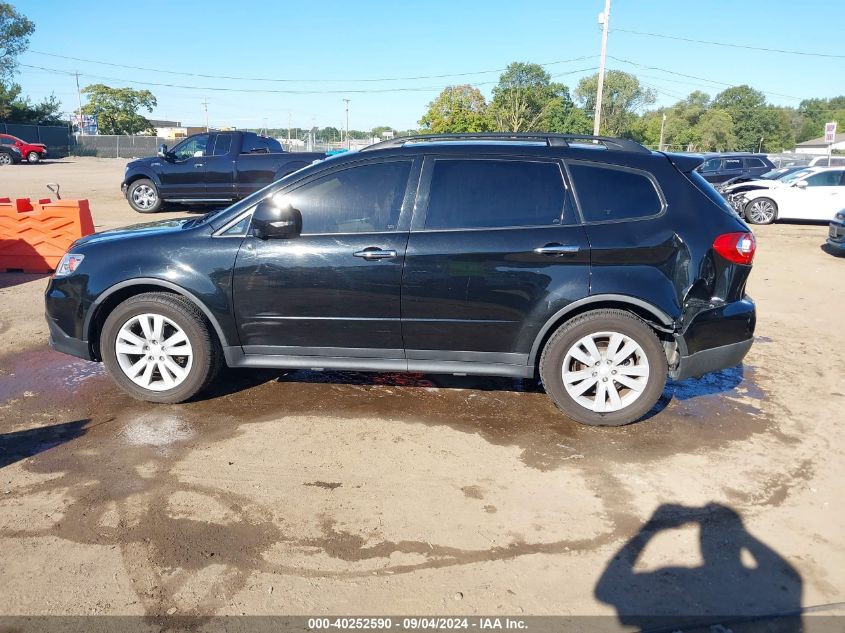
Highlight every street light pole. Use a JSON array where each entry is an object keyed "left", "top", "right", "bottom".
[
  {"left": 658, "top": 112, "right": 667, "bottom": 151},
  {"left": 593, "top": 0, "right": 611, "bottom": 136},
  {"left": 343, "top": 99, "right": 350, "bottom": 149}
]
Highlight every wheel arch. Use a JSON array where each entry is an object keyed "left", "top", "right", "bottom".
[
  {"left": 123, "top": 171, "right": 161, "bottom": 190},
  {"left": 85, "top": 279, "right": 229, "bottom": 361},
  {"left": 528, "top": 295, "right": 676, "bottom": 370}
]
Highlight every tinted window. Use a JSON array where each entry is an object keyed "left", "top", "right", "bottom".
[
  {"left": 569, "top": 163, "right": 663, "bottom": 222},
  {"left": 723, "top": 158, "right": 743, "bottom": 170},
  {"left": 0, "top": 137, "right": 14, "bottom": 145},
  {"left": 805, "top": 170, "right": 845, "bottom": 187},
  {"left": 701, "top": 158, "right": 720, "bottom": 172},
  {"left": 213, "top": 134, "right": 232, "bottom": 156},
  {"left": 744, "top": 157, "right": 766, "bottom": 168},
  {"left": 424, "top": 159, "right": 567, "bottom": 230},
  {"left": 171, "top": 134, "right": 209, "bottom": 160},
  {"left": 280, "top": 161, "right": 411, "bottom": 234},
  {"left": 242, "top": 135, "right": 270, "bottom": 154}
]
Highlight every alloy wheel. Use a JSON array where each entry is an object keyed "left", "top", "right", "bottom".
[
  {"left": 114, "top": 313, "right": 193, "bottom": 391},
  {"left": 747, "top": 199, "right": 776, "bottom": 224},
  {"left": 132, "top": 184, "right": 157, "bottom": 210},
  {"left": 561, "top": 330, "right": 650, "bottom": 413}
]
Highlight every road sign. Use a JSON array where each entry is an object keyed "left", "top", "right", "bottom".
[{"left": 825, "top": 121, "right": 837, "bottom": 143}]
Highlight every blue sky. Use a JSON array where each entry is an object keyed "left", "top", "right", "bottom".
[{"left": 11, "top": 0, "right": 845, "bottom": 131}]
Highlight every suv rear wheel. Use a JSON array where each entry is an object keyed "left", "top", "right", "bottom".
[
  {"left": 100, "top": 292, "right": 221, "bottom": 403},
  {"left": 540, "top": 309, "right": 667, "bottom": 426}
]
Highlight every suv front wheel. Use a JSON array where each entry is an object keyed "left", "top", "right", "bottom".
[
  {"left": 101, "top": 292, "right": 221, "bottom": 403},
  {"left": 126, "top": 178, "right": 162, "bottom": 213},
  {"left": 540, "top": 309, "right": 667, "bottom": 426}
]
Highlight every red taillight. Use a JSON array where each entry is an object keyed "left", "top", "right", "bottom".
[{"left": 713, "top": 232, "right": 756, "bottom": 265}]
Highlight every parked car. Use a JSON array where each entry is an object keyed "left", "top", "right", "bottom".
[
  {"left": 740, "top": 168, "right": 845, "bottom": 224},
  {"left": 0, "top": 144, "right": 22, "bottom": 165},
  {"left": 0, "top": 133, "right": 48, "bottom": 163},
  {"left": 722, "top": 167, "right": 814, "bottom": 213},
  {"left": 121, "top": 131, "right": 326, "bottom": 213},
  {"left": 697, "top": 153, "right": 776, "bottom": 184},
  {"left": 808, "top": 155, "right": 845, "bottom": 167},
  {"left": 827, "top": 209, "right": 845, "bottom": 254},
  {"left": 47, "top": 133, "right": 757, "bottom": 427},
  {"left": 716, "top": 166, "right": 808, "bottom": 192}
]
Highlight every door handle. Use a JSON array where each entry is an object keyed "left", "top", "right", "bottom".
[
  {"left": 353, "top": 248, "right": 398, "bottom": 260},
  {"left": 194, "top": 163, "right": 204, "bottom": 168},
  {"left": 534, "top": 243, "right": 580, "bottom": 256}
]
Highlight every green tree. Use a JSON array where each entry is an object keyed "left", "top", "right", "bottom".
[
  {"left": 371, "top": 125, "right": 394, "bottom": 139},
  {"left": 797, "top": 97, "right": 845, "bottom": 142},
  {"left": 419, "top": 84, "right": 492, "bottom": 133},
  {"left": 0, "top": 3, "right": 34, "bottom": 83},
  {"left": 489, "top": 62, "right": 573, "bottom": 132},
  {"left": 81, "top": 84, "right": 157, "bottom": 135},
  {"left": 320, "top": 126, "right": 341, "bottom": 142},
  {"left": 575, "top": 70, "right": 655, "bottom": 136},
  {"left": 693, "top": 109, "right": 736, "bottom": 151},
  {"left": 711, "top": 85, "right": 793, "bottom": 151},
  {"left": 541, "top": 97, "right": 592, "bottom": 134},
  {"left": 0, "top": 81, "right": 63, "bottom": 124}
]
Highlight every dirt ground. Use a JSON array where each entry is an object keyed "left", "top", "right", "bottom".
[{"left": 1, "top": 158, "right": 844, "bottom": 630}]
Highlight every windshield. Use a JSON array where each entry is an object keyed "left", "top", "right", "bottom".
[{"left": 780, "top": 168, "right": 812, "bottom": 183}]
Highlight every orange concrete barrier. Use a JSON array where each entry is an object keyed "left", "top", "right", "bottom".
[{"left": 0, "top": 198, "right": 95, "bottom": 273}]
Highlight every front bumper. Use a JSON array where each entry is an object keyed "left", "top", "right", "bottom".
[
  {"left": 671, "top": 297, "right": 755, "bottom": 380},
  {"left": 827, "top": 220, "right": 845, "bottom": 251},
  {"left": 47, "top": 314, "right": 93, "bottom": 360}
]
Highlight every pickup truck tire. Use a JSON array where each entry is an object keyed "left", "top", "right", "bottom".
[
  {"left": 127, "top": 178, "right": 162, "bottom": 213},
  {"left": 100, "top": 292, "right": 222, "bottom": 403},
  {"left": 27, "top": 151, "right": 41, "bottom": 164},
  {"left": 540, "top": 309, "right": 667, "bottom": 426}
]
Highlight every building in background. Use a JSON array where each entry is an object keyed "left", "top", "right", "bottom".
[{"left": 794, "top": 133, "right": 845, "bottom": 155}]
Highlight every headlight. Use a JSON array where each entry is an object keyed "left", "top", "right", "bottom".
[
  {"left": 54, "top": 253, "right": 85, "bottom": 277},
  {"left": 11, "top": 146, "right": 21, "bottom": 155},
  {"left": 836, "top": 210, "right": 845, "bottom": 221}
]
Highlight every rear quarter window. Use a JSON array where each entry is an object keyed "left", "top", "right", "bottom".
[{"left": 567, "top": 162, "right": 664, "bottom": 222}]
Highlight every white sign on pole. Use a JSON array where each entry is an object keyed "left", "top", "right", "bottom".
[{"left": 825, "top": 121, "right": 837, "bottom": 143}]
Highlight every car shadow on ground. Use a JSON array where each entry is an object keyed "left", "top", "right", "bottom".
[
  {"left": 821, "top": 243, "right": 845, "bottom": 258},
  {"left": 0, "top": 419, "right": 90, "bottom": 469},
  {"left": 595, "top": 502, "right": 803, "bottom": 632}
]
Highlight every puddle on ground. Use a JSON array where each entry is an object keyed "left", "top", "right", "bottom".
[{"left": 0, "top": 344, "right": 771, "bottom": 471}]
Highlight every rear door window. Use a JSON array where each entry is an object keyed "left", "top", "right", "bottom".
[
  {"left": 241, "top": 135, "right": 270, "bottom": 154},
  {"left": 744, "top": 157, "right": 766, "bottom": 168},
  {"left": 567, "top": 162, "right": 664, "bottom": 222},
  {"left": 213, "top": 133, "right": 232, "bottom": 156},
  {"left": 723, "top": 158, "right": 743, "bottom": 171},
  {"left": 423, "top": 159, "right": 569, "bottom": 230}
]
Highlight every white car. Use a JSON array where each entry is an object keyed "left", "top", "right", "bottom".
[{"left": 740, "top": 167, "right": 845, "bottom": 224}]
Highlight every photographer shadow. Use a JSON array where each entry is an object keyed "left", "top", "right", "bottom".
[{"left": 595, "top": 503, "right": 803, "bottom": 632}]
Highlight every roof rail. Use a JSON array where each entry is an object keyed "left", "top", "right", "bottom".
[{"left": 361, "top": 133, "right": 651, "bottom": 154}]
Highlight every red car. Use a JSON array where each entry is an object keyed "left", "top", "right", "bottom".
[{"left": 0, "top": 134, "right": 48, "bottom": 163}]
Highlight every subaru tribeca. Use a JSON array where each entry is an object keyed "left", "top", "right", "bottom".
[{"left": 45, "top": 134, "right": 756, "bottom": 426}]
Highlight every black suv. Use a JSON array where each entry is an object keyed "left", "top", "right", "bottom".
[
  {"left": 697, "top": 153, "right": 776, "bottom": 184},
  {"left": 45, "top": 134, "right": 756, "bottom": 426}
]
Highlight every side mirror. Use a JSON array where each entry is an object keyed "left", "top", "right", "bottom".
[
  {"left": 794, "top": 180, "right": 808, "bottom": 189},
  {"left": 157, "top": 143, "right": 169, "bottom": 158},
  {"left": 252, "top": 199, "right": 302, "bottom": 240}
]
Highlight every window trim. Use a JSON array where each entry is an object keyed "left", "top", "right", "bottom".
[
  {"left": 412, "top": 155, "right": 573, "bottom": 233},
  {"left": 563, "top": 159, "right": 667, "bottom": 225}
]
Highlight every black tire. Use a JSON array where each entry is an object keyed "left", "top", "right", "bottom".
[
  {"left": 100, "top": 292, "right": 222, "bottom": 403},
  {"left": 126, "top": 178, "right": 162, "bottom": 213},
  {"left": 27, "top": 151, "right": 41, "bottom": 164},
  {"left": 539, "top": 309, "right": 667, "bottom": 426},
  {"left": 744, "top": 197, "right": 778, "bottom": 225}
]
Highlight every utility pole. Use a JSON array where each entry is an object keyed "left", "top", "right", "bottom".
[
  {"left": 74, "top": 72, "right": 84, "bottom": 136},
  {"left": 201, "top": 98, "right": 209, "bottom": 132},
  {"left": 593, "top": 0, "right": 611, "bottom": 136},
  {"left": 343, "top": 98, "right": 350, "bottom": 149},
  {"left": 658, "top": 112, "right": 667, "bottom": 151}
]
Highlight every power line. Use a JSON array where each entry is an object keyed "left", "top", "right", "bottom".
[
  {"left": 19, "top": 63, "right": 599, "bottom": 95},
  {"left": 612, "top": 28, "right": 845, "bottom": 59},
  {"left": 24, "top": 50, "right": 597, "bottom": 83},
  {"left": 608, "top": 55, "right": 804, "bottom": 101}
]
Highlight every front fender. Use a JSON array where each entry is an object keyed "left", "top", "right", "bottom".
[{"left": 122, "top": 166, "right": 163, "bottom": 189}]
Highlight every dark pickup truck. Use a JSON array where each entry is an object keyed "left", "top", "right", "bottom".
[{"left": 121, "top": 131, "right": 325, "bottom": 213}]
